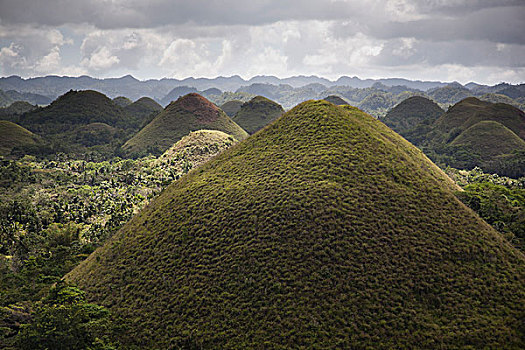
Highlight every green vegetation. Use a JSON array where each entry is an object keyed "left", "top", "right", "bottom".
[
  {"left": 68, "top": 100, "right": 523, "bottom": 348},
  {"left": 388, "top": 96, "right": 525, "bottom": 177},
  {"left": 220, "top": 100, "right": 244, "bottom": 117},
  {"left": 4, "top": 281, "right": 118, "bottom": 349},
  {"left": 0, "top": 101, "right": 37, "bottom": 118},
  {"left": 123, "top": 97, "right": 163, "bottom": 129},
  {"left": 0, "top": 121, "right": 42, "bottom": 156},
  {"left": 323, "top": 95, "right": 348, "bottom": 105},
  {"left": 0, "top": 128, "right": 237, "bottom": 346},
  {"left": 112, "top": 96, "right": 132, "bottom": 107},
  {"left": 122, "top": 93, "right": 248, "bottom": 156},
  {"left": 446, "top": 167, "right": 525, "bottom": 251},
  {"left": 381, "top": 96, "right": 444, "bottom": 136},
  {"left": 232, "top": 95, "right": 284, "bottom": 134}
]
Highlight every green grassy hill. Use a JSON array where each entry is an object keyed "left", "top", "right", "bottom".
[
  {"left": 0, "top": 101, "right": 37, "bottom": 119},
  {"left": 433, "top": 97, "right": 525, "bottom": 141},
  {"left": 19, "top": 90, "right": 131, "bottom": 135},
  {"left": 398, "top": 97, "right": 525, "bottom": 177},
  {"left": 0, "top": 120, "right": 41, "bottom": 155},
  {"left": 233, "top": 96, "right": 284, "bottom": 134},
  {"left": 323, "top": 95, "right": 349, "bottom": 105},
  {"left": 68, "top": 100, "right": 524, "bottom": 349},
  {"left": 382, "top": 96, "right": 444, "bottom": 136},
  {"left": 123, "top": 97, "right": 163, "bottom": 128},
  {"left": 220, "top": 100, "right": 244, "bottom": 117},
  {"left": 451, "top": 120, "right": 525, "bottom": 158},
  {"left": 122, "top": 93, "right": 248, "bottom": 156},
  {"left": 113, "top": 96, "right": 133, "bottom": 107}
]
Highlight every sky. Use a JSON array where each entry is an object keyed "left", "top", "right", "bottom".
[{"left": 0, "top": 0, "right": 524, "bottom": 85}]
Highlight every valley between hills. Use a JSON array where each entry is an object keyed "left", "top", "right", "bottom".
[{"left": 0, "top": 77, "right": 524, "bottom": 349}]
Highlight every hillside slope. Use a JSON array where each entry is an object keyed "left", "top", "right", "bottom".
[
  {"left": 68, "top": 101, "right": 524, "bottom": 349},
  {"left": 233, "top": 96, "right": 284, "bottom": 134},
  {"left": 122, "top": 93, "right": 248, "bottom": 156},
  {"left": 382, "top": 96, "right": 444, "bottom": 136},
  {"left": 0, "top": 120, "right": 41, "bottom": 155}
]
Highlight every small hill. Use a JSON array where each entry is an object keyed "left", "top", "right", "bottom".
[
  {"left": 0, "top": 101, "right": 37, "bottom": 119},
  {"left": 427, "top": 83, "right": 471, "bottom": 105},
  {"left": 451, "top": 121, "right": 525, "bottom": 158},
  {"left": 233, "top": 95, "right": 284, "bottom": 134},
  {"left": 448, "top": 121, "right": 525, "bottom": 176},
  {"left": 0, "top": 120, "right": 41, "bottom": 155},
  {"left": 323, "top": 95, "right": 349, "bottom": 105},
  {"left": 160, "top": 86, "right": 198, "bottom": 106},
  {"left": 382, "top": 96, "right": 444, "bottom": 135},
  {"left": 122, "top": 93, "right": 248, "bottom": 156},
  {"left": 124, "top": 97, "right": 163, "bottom": 128},
  {"left": 202, "top": 88, "right": 222, "bottom": 97},
  {"left": 113, "top": 96, "right": 133, "bottom": 107},
  {"left": 68, "top": 100, "right": 524, "bottom": 349},
  {"left": 157, "top": 130, "right": 237, "bottom": 170},
  {"left": 479, "top": 93, "right": 524, "bottom": 110},
  {"left": 19, "top": 90, "right": 130, "bottom": 135},
  {"left": 220, "top": 100, "right": 244, "bottom": 117},
  {"left": 433, "top": 97, "right": 525, "bottom": 141}
]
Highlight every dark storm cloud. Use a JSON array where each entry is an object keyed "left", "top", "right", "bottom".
[
  {"left": 0, "top": 0, "right": 357, "bottom": 28},
  {"left": 365, "top": 5, "right": 525, "bottom": 45}
]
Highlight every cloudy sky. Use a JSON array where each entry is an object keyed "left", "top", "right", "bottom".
[{"left": 0, "top": 0, "right": 524, "bottom": 84}]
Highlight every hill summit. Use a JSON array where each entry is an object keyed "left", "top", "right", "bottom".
[
  {"left": 122, "top": 93, "right": 248, "bottom": 156},
  {"left": 381, "top": 96, "right": 444, "bottom": 136},
  {"left": 68, "top": 100, "right": 524, "bottom": 348},
  {"left": 233, "top": 95, "right": 284, "bottom": 134}
]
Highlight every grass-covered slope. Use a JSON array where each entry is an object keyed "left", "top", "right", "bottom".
[
  {"left": 433, "top": 97, "right": 525, "bottom": 141},
  {"left": 123, "top": 97, "right": 163, "bottom": 128},
  {"left": 68, "top": 101, "right": 524, "bottom": 349},
  {"left": 451, "top": 120, "right": 525, "bottom": 158},
  {"left": 233, "top": 95, "right": 284, "bottom": 134},
  {"left": 323, "top": 95, "right": 349, "bottom": 105},
  {"left": 0, "top": 120, "right": 41, "bottom": 155},
  {"left": 122, "top": 93, "right": 248, "bottom": 156},
  {"left": 19, "top": 90, "right": 131, "bottom": 135},
  {"left": 220, "top": 100, "right": 244, "bottom": 117},
  {"left": 382, "top": 96, "right": 444, "bottom": 135},
  {"left": 157, "top": 130, "right": 237, "bottom": 170}
]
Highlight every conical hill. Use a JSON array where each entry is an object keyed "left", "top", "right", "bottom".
[
  {"left": 233, "top": 95, "right": 284, "bottom": 134},
  {"left": 122, "top": 93, "right": 248, "bottom": 156},
  {"left": 68, "top": 100, "right": 524, "bottom": 349},
  {"left": 382, "top": 96, "right": 444, "bottom": 136}
]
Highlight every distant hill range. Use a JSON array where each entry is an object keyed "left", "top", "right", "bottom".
[
  {"left": 0, "top": 75, "right": 523, "bottom": 116},
  {"left": 68, "top": 100, "right": 525, "bottom": 348},
  {"left": 383, "top": 97, "right": 525, "bottom": 177}
]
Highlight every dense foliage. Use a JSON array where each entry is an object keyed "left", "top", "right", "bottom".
[
  {"left": 68, "top": 101, "right": 524, "bottom": 348},
  {"left": 0, "top": 130, "right": 237, "bottom": 346}
]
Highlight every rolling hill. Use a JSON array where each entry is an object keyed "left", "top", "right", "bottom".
[
  {"left": 68, "top": 100, "right": 524, "bottom": 349},
  {"left": 220, "top": 100, "right": 244, "bottom": 117},
  {"left": 113, "top": 96, "right": 133, "bottom": 107},
  {"left": 323, "top": 95, "right": 349, "bottom": 105},
  {"left": 381, "top": 96, "right": 444, "bottom": 136},
  {"left": 123, "top": 97, "right": 163, "bottom": 128},
  {"left": 122, "top": 93, "right": 248, "bottom": 156},
  {"left": 0, "top": 120, "right": 42, "bottom": 155},
  {"left": 232, "top": 96, "right": 284, "bottom": 134},
  {"left": 18, "top": 90, "right": 131, "bottom": 135},
  {"left": 432, "top": 97, "right": 525, "bottom": 141}
]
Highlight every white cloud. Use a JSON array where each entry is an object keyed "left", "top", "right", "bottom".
[{"left": 81, "top": 46, "right": 120, "bottom": 70}]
